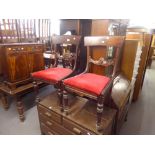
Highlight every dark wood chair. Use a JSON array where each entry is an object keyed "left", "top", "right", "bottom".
[
  {"left": 31, "top": 35, "right": 81, "bottom": 111},
  {"left": 62, "top": 36, "right": 124, "bottom": 130}
]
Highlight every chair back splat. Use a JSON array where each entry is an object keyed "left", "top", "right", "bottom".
[
  {"left": 84, "top": 36, "right": 124, "bottom": 78},
  {"left": 51, "top": 35, "right": 81, "bottom": 69}
]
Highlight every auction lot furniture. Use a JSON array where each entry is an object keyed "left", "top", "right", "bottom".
[
  {"left": 32, "top": 35, "right": 81, "bottom": 111},
  {"left": 37, "top": 73, "right": 130, "bottom": 135},
  {"left": 0, "top": 43, "right": 45, "bottom": 121},
  {"left": 62, "top": 36, "right": 124, "bottom": 131},
  {"left": 37, "top": 91, "right": 116, "bottom": 135},
  {"left": 0, "top": 82, "right": 44, "bottom": 121},
  {"left": 0, "top": 43, "right": 44, "bottom": 89}
]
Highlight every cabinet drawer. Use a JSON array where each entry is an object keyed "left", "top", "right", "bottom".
[
  {"left": 6, "top": 46, "right": 27, "bottom": 53},
  {"left": 63, "top": 118, "right": 94, "bottom": 135},
  {"left": 38, "top": 105, "right": 61, "bottom": 124},
  {"left": 27, "top": 46, "right": 43, "bottom": 53},
  {"left": 40, "top": 122, "right": 58, "bottom": 135},
  {"left": 40, "top": 116, "right": 74, "bottom": 135}
]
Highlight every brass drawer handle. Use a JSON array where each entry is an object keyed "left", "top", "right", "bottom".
[
  {"left": 73, "top": 127, "right": 82, "bottom": 135},
  {"left": 45, "top": 112, "right": 52, "bottom": 117},
  {"left": 46, "top": 121, "right": 53, "bottom": 126}
]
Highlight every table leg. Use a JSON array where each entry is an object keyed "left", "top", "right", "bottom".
[
  {"left": 0, "top": 93, "right": 9, "bottom": 110},
  {"left": 16, "top": 96, "right": 25, "bottom": 122}
]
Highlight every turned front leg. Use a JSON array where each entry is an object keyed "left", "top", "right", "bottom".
[
  {"left": 57, "top": 88, "right": 63, "bottom": 112},
  {"left": 33, "top": 81, "right": 40, "bottom": 104},
  {"left": 63, "top": 90, "right": 69, "bottom": 115},
  {"left": 16, "top": 96, "right": 25, "bottom": 122},
  {"left": 96, "top": 101, "right": 104, "bottom": 131},
  {"left": 1, "top": 93, "right": 9, "bottom": 110}
]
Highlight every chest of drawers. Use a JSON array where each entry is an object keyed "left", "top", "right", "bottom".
[{"left": 37, "top": 91, "right": 116, "bottom": 135}]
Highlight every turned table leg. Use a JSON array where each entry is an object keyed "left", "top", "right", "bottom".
[
  {"left": 0, "top": 93, "right": 9, "bottom": 110},
  {"left": 16, "top": 96, "right": 25, "bottom": 122}
]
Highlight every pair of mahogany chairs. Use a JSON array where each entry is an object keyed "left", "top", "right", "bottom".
[{"left": 32, "top": 35, "right": 124, "bottom": 131}]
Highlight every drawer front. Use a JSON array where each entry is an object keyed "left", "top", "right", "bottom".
[
  {"left": 38, "top": 105, "right": 61, "bottom": 124},
  {"left": 40, "top": 115, "right": 73, "bottom": 135},
  {"left": 27, "top": 45, "right": 43, "bottom": 53},
  {"left": 6, "top": 46, "right": 27, "bottom": 53},
  {"left": 63, "top": 118, "right": 95, "bottom": 135},
  {"left": 40, "top": 122, "right": 58, "bottom": 135}
]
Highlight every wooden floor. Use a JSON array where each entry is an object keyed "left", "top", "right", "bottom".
[{"left": 0, "top": 61, "right": 155, "bottom": 135}]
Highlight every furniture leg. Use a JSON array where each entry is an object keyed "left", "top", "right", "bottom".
[
  {"left": 16, "top": 96, "right": 25, "bottom": 122},
  {"left": 1, "top": 93, "right": 9, "bottom": 110},
  {"left": 96, "top": 100, "right": 104, "bottom": 131},
  {"left": 63, "top": 90, "right": 69, "bottom": 115},
  {"left": 57, "top": 88, "right": 63, "bottom": 112},
  {"left": 62, "top": 59, "right": 66, "bottom": 68},
  {"left": 33, "top": 81, "right": 40, "bottom": 104},
  {"left": 124, "top": 112, "right": 128, "bottom": 122}
]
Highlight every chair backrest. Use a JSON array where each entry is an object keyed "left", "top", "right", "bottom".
[
  {"left": 84, "top": 36, "right": 125, "bottom": 78},
  {"left": 51, "top": 35, "right": 81, "bottom": 69}
]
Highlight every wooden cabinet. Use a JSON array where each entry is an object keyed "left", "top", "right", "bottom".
[
  {"left": 60, "top": 19, "right": 80, "bottom": 35},
  {"left": 0, "top": 46, "right": 3, "bottom": 75},
  {"left": 0, "top": 43, "right": 45, "bottom": 89},
  {"left": 91, "top": 19, "right": 128, "bottom": 36},
  {"left": 125, "top": 33, "right": 152, "bottom": 101},
  {"left": 37, "top": 91, "right": 116, "bottom": 135},
  {"left": 60, "top": 19, "right": 92, "bottom": 73},
  {"left": 90, "top": 19, "right": 128, "bottom": 76},
  {"left": 147, "top": 34, "right": 155, "bottom": 68}
]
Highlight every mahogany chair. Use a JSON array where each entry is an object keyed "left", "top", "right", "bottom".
[
  {"left": 62, "top": 36, "right": 124, "bottom": 130},
  {"left": 31, "top": 35, "right": 81, "bottom": 110}
]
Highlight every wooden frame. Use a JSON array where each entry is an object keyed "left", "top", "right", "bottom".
[{"left": 62, "top": 36, "right": 124, "bottom": 131}]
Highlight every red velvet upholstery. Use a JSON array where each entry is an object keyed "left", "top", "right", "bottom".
[
  {"left": 32, "top": 67, "right": 72, "bottom": 83},
  {"left": 64, "top": 73, "right": 110, "bottom": 95}
]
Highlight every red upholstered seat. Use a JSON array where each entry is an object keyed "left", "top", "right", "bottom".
[
  {"left": 64, "top": 73, "right": 110, "bottom": 95},
  {"left": 32, "top": 67, "right": 72, "bottom": 83}
]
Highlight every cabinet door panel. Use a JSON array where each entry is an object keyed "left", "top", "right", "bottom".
[
  {"left": 28, "top": 52, "right": 44, "bottom": 73},
  {"left": 7, "top": 52, "right": 30, "bottom": 82},
  {"left": 28, "top": 45, "right": 45, "bottom": 73}
]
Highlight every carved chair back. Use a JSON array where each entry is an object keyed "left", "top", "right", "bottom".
[
  {"left": 51, "top": 35, "right": 81, "bottom": 69},
  {"left": 84, "top": 36, "right": 124, "bottom": 78}
]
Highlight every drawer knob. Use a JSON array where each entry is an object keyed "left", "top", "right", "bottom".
[
  {"left": 73, "top": 127, "right": 82, "bottom": 135},
  {"left": 45, "top": 112, "right": 52, "bottom": 117},
  {"left": 46, "top": 121, "right": 53, "bottom": 126}
]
